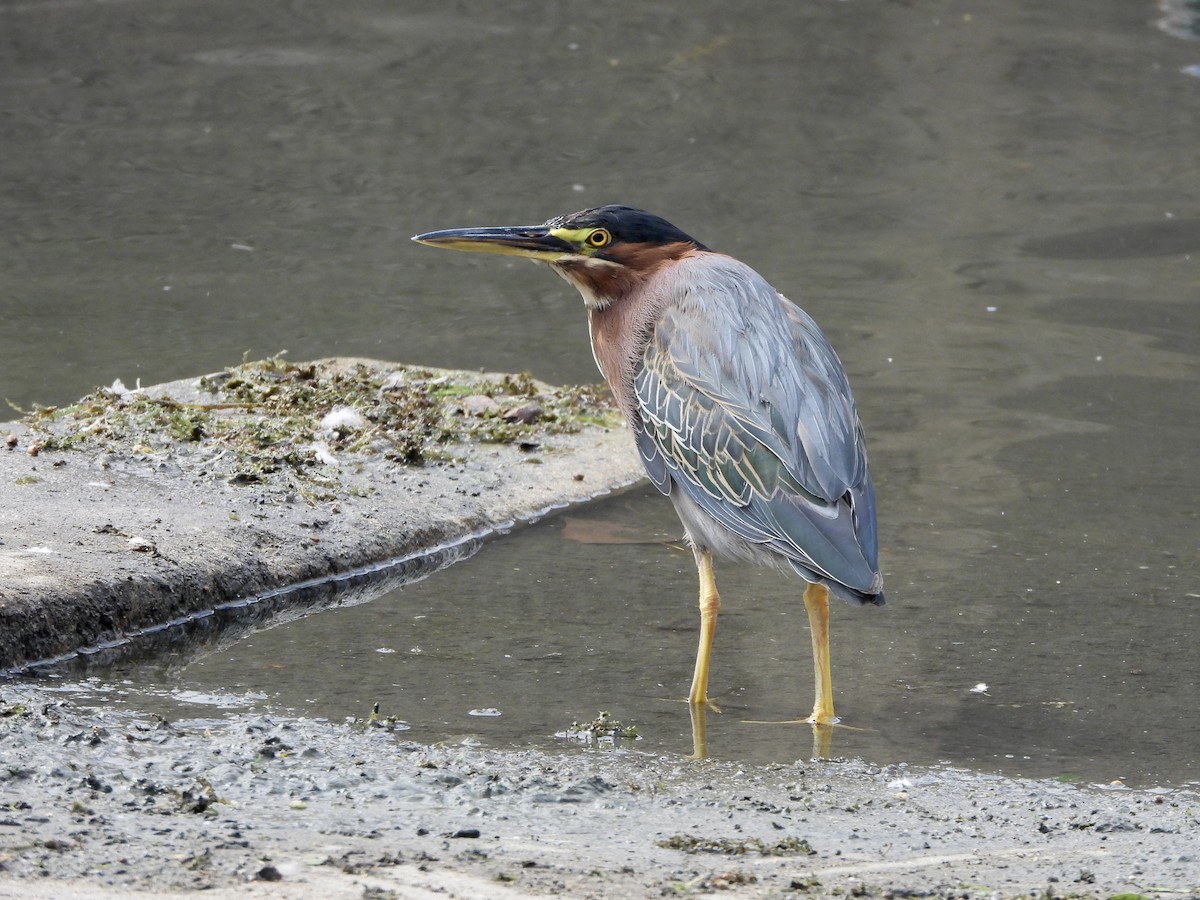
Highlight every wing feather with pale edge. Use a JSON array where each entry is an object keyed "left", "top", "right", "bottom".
[{"left": 632, "top": 255, "right": 881, "bottom": 596}]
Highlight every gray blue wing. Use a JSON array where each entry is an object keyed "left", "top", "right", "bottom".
[{"left": 632, "top": 255, "right": 882, "bottom": 601}]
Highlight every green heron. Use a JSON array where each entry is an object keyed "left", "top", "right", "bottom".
[{"left": 413, "top": 206, "right": 883, "bottom": 726}]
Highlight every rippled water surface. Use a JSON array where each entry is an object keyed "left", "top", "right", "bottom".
[{"left": 4, "top": 2, "right": 1199, "bottom": 786}]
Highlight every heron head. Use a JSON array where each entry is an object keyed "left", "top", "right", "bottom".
[{"left": 413, "top": 205, "right": 708, "bottom": 308}]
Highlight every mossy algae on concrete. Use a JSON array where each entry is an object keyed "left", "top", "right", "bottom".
[{"left": 18, "top": 355, "right": 621, "bottom": 504}]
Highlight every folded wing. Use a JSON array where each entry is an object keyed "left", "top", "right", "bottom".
[{"left": 632, "top": 255, "right": 882, "bottom": 602}]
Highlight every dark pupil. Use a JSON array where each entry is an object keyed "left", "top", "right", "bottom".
[{"left": 591, "top": 231, "right": 606, "bottom": 245}]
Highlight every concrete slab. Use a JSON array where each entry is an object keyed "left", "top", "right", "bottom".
[{"left": 0, "top": 358, "right": 644, "bottom": 671}]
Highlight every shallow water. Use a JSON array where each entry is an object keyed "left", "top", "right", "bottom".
[
  {"left": 4, "top": 2, "right": 1199, "bottom": 785},
  {"left": 41, "top": 482, "right": 1200, "bottom": 788}
]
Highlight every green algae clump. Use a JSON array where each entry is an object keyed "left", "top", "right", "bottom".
[{"left": 21, "top": 355, "right": 620, "bottom": 503}]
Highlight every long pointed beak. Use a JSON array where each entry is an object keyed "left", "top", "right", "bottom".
[{"left": 411, "top": 225, "right": 576, "bottom": 261}]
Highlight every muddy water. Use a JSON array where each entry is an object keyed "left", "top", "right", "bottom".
[
  {"left": 51, "top": 480, "right": 1200, "bottom": 788},
  {"left": 5, "top": 3, "right": 1200, "bottom": 786}
]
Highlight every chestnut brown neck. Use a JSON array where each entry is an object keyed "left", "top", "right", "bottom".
[
  {"left": 577, "top": 244, "right": 702, "bottom": 424},
  {"left": 554, "top": 241, "right": 697, "bottom": 311}
]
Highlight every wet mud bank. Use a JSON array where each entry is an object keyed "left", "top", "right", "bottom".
[
  {"left": 0, "top": 689, "right": 1197, "bottom": 899},
  {"left": 0, "top": 358, "right": 643, "bottom": 672},
  {"left": 2, "top": 359, "right": 1199, "bottom": 898}
]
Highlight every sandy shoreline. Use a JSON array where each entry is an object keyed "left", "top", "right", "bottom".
[{"left": 0, "top": 685, "right": 1196, "bottom": 898}]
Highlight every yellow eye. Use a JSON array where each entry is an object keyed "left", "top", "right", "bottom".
[{"left": 585, "top": 228, "right": 611, "bottom": 248}]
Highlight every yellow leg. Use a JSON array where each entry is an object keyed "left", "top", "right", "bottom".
[
  {"left": 803, "top": 582, "right": 837, "bottom": 725},
  {"left": 687, "top": 548, "right": 720, "bottom": 708},
  {"left": 688, "top": 700, "right": 709, "bottom": 760}
]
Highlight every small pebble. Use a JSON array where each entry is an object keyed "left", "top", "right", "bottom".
[
  {"left": 459, "top": 395, "right": 500, "bottom": 416},
  {"left": 502, "top": 403, "right": 543, "bottom": 424}
]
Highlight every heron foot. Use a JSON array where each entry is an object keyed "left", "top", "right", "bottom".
[
  {"left": 805, "top": 712, "right": 840, "bottom": 727},
  {"left": 670, "top": 695, "right": 722, "bottom": 714}
]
